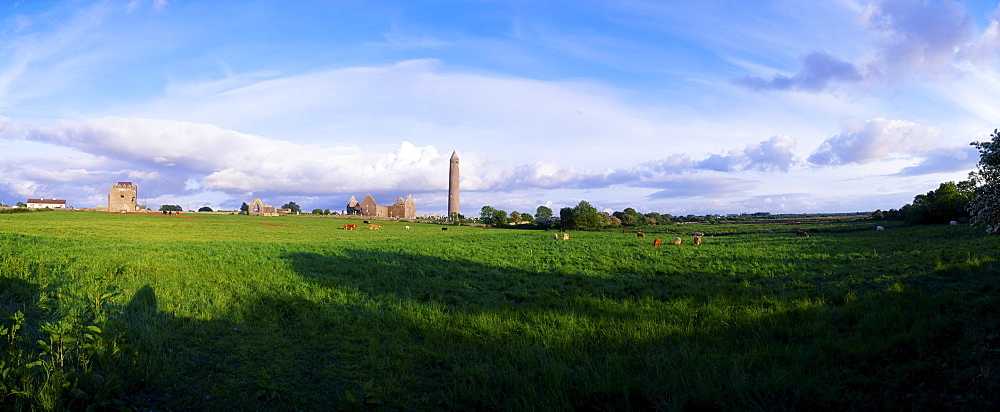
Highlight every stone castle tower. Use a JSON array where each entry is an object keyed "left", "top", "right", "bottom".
[
  {"left": 108, "top": 182, "right": 138, "bottom": 213},
  {"left": 448, "top": 151, "right": 459, "bottom": 219}
]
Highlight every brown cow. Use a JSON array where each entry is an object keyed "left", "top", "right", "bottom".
[
  {"left": 563, "top": 233, "right": 570, "bottom": 240},
  {"left": 369, "top": 224, "right": 381, "bottom": 230},
  {"left": 653, "top": 238, "right": 661, "bottom": 246},
  {"left": 343, "top": 224, "right": 358, "bottom": 230},
  {"left": 637, "top": 232, "right": 645, "bottom": 238},
  {"left": 795, "top": 230, "right": 809, "bottom": 237},
  {"left": 694, "top": 236, "right": 702, "bottom": 245},
  {"left": 622, "top": 229, "right": 627, "bottom": 234},
  {"left": 673, "top": 237, "right": 682, "bottom": 245}
]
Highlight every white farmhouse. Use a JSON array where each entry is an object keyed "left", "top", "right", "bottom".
[{"left": 26, "top": 198, "right": 67, "bottom": 209}]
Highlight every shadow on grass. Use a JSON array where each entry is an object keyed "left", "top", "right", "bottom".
[{"left": 2, "top": 242, "right": 998, "bottom": 410}]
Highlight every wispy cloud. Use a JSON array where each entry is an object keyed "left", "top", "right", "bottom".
[
  {"left": 0, "top": 3, "right": 110, "bottom": 109},
  {"left": 734, "top": 52, "right": 863, "bottom": 92},
  {"left": 127, "top": 0, "right": 168, "bottom": 13},
  {"left": 736, "top": 0, "right": 978, "bottom": 92},
  {"left": 894, "top": 147, "right": 978, "bottom": 176},
  {"left": 646, "top": 175, "right": 757, "bottom": 199}
]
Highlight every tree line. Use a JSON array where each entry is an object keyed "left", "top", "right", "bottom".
[
  {"left": 476, "top": 128, "right": 1000, "bottom": 233},
  {"left": 871, "top": 128, "right": 1000, "bottom": 231}
]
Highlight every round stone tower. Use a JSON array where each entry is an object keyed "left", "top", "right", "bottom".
[{"left": 448, "top": 151, "right": 459, "bottom": 219}]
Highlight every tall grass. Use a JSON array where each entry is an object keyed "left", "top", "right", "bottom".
[{"left": 0, "top": 212, "right": 997, "bottom": 409}]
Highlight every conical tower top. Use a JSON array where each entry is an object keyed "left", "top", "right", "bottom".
[{"left": 451, "top": 151, "right": 459, "bottom": 160}]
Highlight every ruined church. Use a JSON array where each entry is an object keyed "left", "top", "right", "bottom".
[
  {"left": 247, "top": 197, "right": 279, "bottom": 217},
  {"left": 346, "top": 194, "right": 416, "bottom": 219}
]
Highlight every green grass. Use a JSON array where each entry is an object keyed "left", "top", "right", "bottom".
[{"left": 0, "top": 211, "right": 998, "bottom": 410}]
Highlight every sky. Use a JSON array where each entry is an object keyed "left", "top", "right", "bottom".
[{"left": 1, "top": 0, "right": 999, "bottom": 217}]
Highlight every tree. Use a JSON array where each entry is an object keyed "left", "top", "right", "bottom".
[
  {"left": 601, "top": 212, "right": 621, "bottom": 227},
  {"left": 159, "top": 205, "right": 182, "bottom": 212},
  {"left": 520, "top": 212, "right": 533, "bottom": 223},
  {"left": 559, "top": 207, "right": 574, "bottom": 229},
  {"left": 567, "top": 200, "right": 601, "bottom": 230},
  {"left": 480, "top": 206, "right": 508, "bottom": 226},
  {"left": 281, "top": 202, "right": 301, "bottom": 213},
  {"left": 509, "top": 210, "right": 523, "bottom": 224},
  {"left": 533, "top": 205, "right": 553, "bottom": 227},
  {"left": 643, "top": 212, "right": 663, "bottom": 225},
  {"left": 903, "top": 181, "right": 973, "bottom": 224},
  {"left": 535, "top": 205, "right": 553, "bottom": 221},
  {"left": 480, "top": 205, "right": 496, "bottom": 222},
  {"left": 198, "top": 206, "right": 213, "bottom": 212},
  {"left": 970, "top": 132, "right": 1000, "bottom": 232},
  {"left": 15, "top": 202, "right": 26, "bottom": 208},
  {"left": 491, "top": 209, "right": 509, "bottom": 226},
  {"left": 613, "top": 208, "right": 641, "bottom": 226},
  {"left": 240, "top": 202, "right": 249, "bottom": 212},
  {"left": 311, "top": 209, "right": 324, "bottom": 215}
]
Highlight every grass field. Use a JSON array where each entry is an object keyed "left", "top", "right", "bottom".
[{"left": 0, "top": 211, "right": 998, "bottom": 410}]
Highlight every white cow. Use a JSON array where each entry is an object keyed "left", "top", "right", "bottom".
[
  {"left": 950, "top": 221, "right": 958, "bottom": 226},
  {"left": 876, "top": 226, "right": 885, "bottom": 231}
]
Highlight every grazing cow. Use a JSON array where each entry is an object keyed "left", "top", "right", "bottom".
[
  {"left": 637, "top": 232, "right": 646, "bottom": 238},
  {"left": 950, "top": 221, "right": 958, "bottom": 226},
  {"left": 363, "top": 220, "right": 370, "bottom": 224},
  {"left": 653, "top": 238, "right": 661, "bottom": 246},
  {"left": 622, "top": 229, "right": 627, "bottom": 234},
  {"left": 343, "top": 224, "right": 358, "bottom": 230},
  {"left": 694, "top": 236, "right": 702, "bottom": 245},
  {"left": 553, "top": 233, "right": 559, "bottom": 240},
  {"left": 795, "top": 230, "right": 809, "bottom": 237},
  {"left": 563, "top": 233, "right": 570, "bottom": 240},
  {"left": 405, "top": 226, "right": 410, "bottom": 229},
  {"left": 369, "top": 224, "right": 381, "bottom": 230},
  {"left": 693, "top": 232, "right": 704, "bottom": 236},
  {"left": 441, "top": 227, "right": 448, "bottom": 231},
  {"left": 876, "top": 226, "right": 884, "bottom": 231},
  {"left": 673, "top": 237, "right": 682, "bottom": 245},
  {"left": 764, "top": 229, "right": 774, "bottom": 234}
]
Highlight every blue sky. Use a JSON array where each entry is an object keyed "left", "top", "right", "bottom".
[{"left": 1, "top": 0, "right": 998, "bottom": 216}]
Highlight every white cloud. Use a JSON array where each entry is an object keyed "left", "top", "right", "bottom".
[
  {"left": 696, "top": 135, "right": 797, "bottom": 172},
  {"left": 26, "top": 117, "right": 451, "bottom": 196},
  {"left": 808, "top": 118, "right": 940, "bottom": 165}
]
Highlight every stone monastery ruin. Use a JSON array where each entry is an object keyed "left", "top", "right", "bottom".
[
  {"left": 247, "top": 197, "right": 279, "bottom": 217},
  {"left": 346, "top": 194, "right": 416, "bottom": 219}
]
